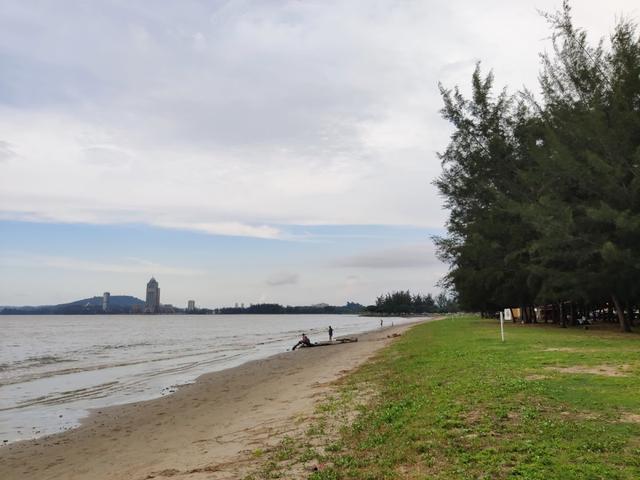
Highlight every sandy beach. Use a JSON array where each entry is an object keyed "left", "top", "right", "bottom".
[{"left": 0, "top": 320, "right": 432, "bottom": 480}]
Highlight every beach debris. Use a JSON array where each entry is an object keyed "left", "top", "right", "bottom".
[
  {"left": 387, "top": 333, "right": 402, "bottom": 338},
  {"left": 295, "top": 337, "right": 358, "bottom": 349},
  {"left": 335, "top": 337, "right": 358, "bottom": 343},
  {"left": 304, "top": 462, "right": 328, "bottom": 471},
  {"left": 145, "top": 468, "right": 181, "bottom": 478}
]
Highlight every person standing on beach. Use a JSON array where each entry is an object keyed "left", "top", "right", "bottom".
[
  {"left": 328, "top": 325, "right": 333, "bottom": 341},
  {"left": 380, "top": 318, "right": 383, "bottom": 328}
]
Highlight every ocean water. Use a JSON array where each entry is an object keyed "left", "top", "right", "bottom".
[{"left": 0, "top": 314, "right": 408, "bottom": 443}]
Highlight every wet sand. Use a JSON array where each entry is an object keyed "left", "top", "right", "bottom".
[{"left": 0, "top": 320, "right": 434, "bottom": 479}]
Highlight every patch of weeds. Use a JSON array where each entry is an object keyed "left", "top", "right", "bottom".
[
  {"left": 251, "top": 448, "right": 264, "bottom": 458},
  {"left": 306, "top": 419, "right": 327, "bottom": 437},
  {"left": 309, "top": 468, "right": 341, "bottom": 480},
  {"left": 316, "top": 396, "right": 339, "bottom": 413},
  {"left": 325, "top": 441, "right": 343, "bottom": 453},
  {"left": 299, "top": 446, "right": 320, "bottom": 463},
  {"left": 273, "top": 436, "right": 296, "bottom": 462},
  {"left": 258, "top": 460, "right": 281, "bottom": 479},
  {"left": 334, "top": 455, "right": 361, "bottom": 470}
]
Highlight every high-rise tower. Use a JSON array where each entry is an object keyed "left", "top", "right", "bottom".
[
  {"left": 102, "top": 292, "right": 110, "bottom": 312},
  {"left": 145, "top": 277, "right": 160, "bottom": 313}
]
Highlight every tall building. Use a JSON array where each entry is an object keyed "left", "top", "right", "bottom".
[
  {"left": 145, "top": 277, "right": 160, "bottom": 313},
  {"left": 187, "top": 300, "right": 195, "bottom": 312},
  {"left": 102, "top": 292, "right": 110, "bottom": 312}
]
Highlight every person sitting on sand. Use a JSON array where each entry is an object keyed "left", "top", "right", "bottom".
[{"left": 292, "top": 333, "right": 313, "bottom": 350}]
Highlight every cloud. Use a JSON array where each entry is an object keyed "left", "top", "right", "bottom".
[
  {"left": 82, "top": 145, "right": 132, "bottom": 168},
  {"left": 0, "top": 140, "right": 16, "bottom": 162},
  {"left": 153, "top": 220, "right": 282, "bottom": 239},
  {"left": 0, "top": 202, "right": 283, "bottom": 240},
  {"left": 334, "top": 243, "right": 439, "bottom": 269},
  {"left": 0, "top": 0, "right": 636, "bottom": 237},
  {"left": 266, "top": 272, "right": 300, "bottom": 286},
  {"left": 1, "top": 254, "right": 203, "bottom": 276}
]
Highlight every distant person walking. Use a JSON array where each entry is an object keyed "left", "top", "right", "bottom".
[
  {"left": 328, "top": 325, "right": 333, "bottom": 341},
  {"left": 380, "top": 318, "right": 383, "bottom": 328}
]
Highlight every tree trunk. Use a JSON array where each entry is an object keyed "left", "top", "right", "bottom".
[
  {"left": 559, "top": 302, "right": 567, "bottom": 328},
  {"left": 611, "top": 294, "right": 632, "bottom": 333},
  {"left": 569, "top": 302, "right": 576, "bottom": 326},
  {"left": 627, "top": 303, "right": 635, "bottom": 327}
]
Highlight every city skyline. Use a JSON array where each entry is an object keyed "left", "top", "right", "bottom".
[{"left": 1, "top": 1, "right": 637, "bottom": 306}]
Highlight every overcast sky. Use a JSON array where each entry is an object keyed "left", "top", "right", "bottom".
[{"left": 0, "top": 0, "right": 637, "bottom": 307}]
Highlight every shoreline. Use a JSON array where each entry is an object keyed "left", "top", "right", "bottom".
[
  {"left": 1, "top": 314, "right": 416, "bottom": 444},
  {"left": 0, "top": 318, "right": 437, "bottom": 480}
]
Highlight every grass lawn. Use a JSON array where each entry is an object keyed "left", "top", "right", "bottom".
[{"left": 250, "top": 316, "right": 640, "bottom": 479}]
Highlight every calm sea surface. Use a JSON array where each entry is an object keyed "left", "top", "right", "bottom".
[{"left": 0, "top": 314, "right": 408, "bottom": 443}]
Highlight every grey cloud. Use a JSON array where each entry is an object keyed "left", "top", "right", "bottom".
[
  {"left": 0, "top": 1, "right": 635, "bottom": 233},
  {"left": 266, "top": 272, "right": 299, "bottom": 286},
  {"left": 0, "top": 0, "right": 444, "bottom": 149},
  {"left": 0, "top": 141, "right": 16, "bottom": 162},
  {"left": 83, "top": 146, "right": 131, "bottom": 167},
  {"left": 335, "top": 244, "right": 440, "bottom": 269}
]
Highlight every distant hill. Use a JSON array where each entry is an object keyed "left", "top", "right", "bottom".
[
  {"left": 0, "top": 295, "right": 145, "bottom": 314},
  {"left": 65, "top": 295, "right": 144, "bottom": 308}
]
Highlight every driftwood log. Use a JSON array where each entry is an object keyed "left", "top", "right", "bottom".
[{"left": 298, "top": 337, "right": 358, "bottom": 348}]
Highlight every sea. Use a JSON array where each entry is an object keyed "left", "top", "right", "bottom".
[{"left": 0, "top": 314, "right": 410, "bottom": 443}]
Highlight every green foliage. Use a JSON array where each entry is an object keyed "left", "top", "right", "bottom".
[
  {"left": 215, "top": 302, "right": 364, "bottom": 314},
  {"left": 435, "top": 1, "right": 640, "bottom": 327},
  {"left": 434, "top": 62, "right": 535, "bottom": 312},
  {"left": 369, "top": 290, "right": 458, "bottom": 314}
]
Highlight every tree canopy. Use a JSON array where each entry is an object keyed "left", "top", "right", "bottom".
[
  {"left": 368, "top": 290, "right": 458, "bottom": 315},
  {"left": 435, "top": 1, "right": 640, "bottom": 331}
]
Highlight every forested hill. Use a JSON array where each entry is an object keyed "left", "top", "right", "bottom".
[{"left": 0, "top": 296, "right": 144, "bottom": 314}]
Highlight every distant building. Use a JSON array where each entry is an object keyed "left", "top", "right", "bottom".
[
  {"left": 102, "top": 292, "right": 110, "bottom": 312},
  {"left": 160, "top": 304, "right": 176, "bottom": 314},
  {"left": 145, "top": 277, "right": 160, "bottom": 313},
  {"left": 187, "top": 300, "right": 195, "bottom": 312}
]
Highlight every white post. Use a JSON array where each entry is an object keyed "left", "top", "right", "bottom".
[{"left": 500, "top": 311, "right": 505, "bottom": 342}]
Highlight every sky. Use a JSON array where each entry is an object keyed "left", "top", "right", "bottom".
[{"left": 0, "top": 0, "right": 638, "bottom": 308}]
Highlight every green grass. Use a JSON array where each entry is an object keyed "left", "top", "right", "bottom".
[{"left": 312, "top": 316, "right": 640, "bottom": 479}]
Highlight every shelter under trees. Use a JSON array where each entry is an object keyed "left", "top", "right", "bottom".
[{"left": 435, "top": 1, "right": 640, "bottom": 331}]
